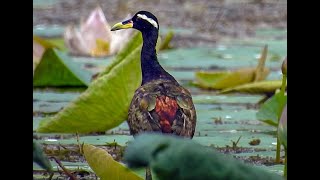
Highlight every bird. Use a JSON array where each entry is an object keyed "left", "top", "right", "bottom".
[{"left": 111, "top": 11, "right": 197, "bottom": 179}]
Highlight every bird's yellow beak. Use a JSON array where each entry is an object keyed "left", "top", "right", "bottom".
[{"left": 111, "top": 20, "right": 133, "bottom": 31}]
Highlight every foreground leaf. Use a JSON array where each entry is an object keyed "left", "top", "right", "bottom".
[
  {"left": 37, "top": 37, "right": 142, "bottom": 133},
  {"left": 33, "top": 48, "right": 92, "bottom": 87},
  {"left": 83, "top": 144, "right": 143, "bottom": 180},
  {"left": 194, "top": 67, "right": 269, "bottom": 90},
  {"left": 278, "top": 104, "right": 287, "bottom": 148},
  {"left": 256, "top": 91, "right": 287, "bottom": 127},
  {"left": 220, "top": 80, "right": 285, "bottom": 94},
  {"left": 124, "top": 133, "right": 282, "bottom": 180}
]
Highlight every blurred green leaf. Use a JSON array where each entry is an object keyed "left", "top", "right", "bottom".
[
  {"left": 83, "top": 144, "right": 143, "bottom": 180},
  {"left": 124, "top": 133, "right": 283, "bottom": 180},
  {"left": 278, "top": 104, "right": 287, "bottom": 149},
  {"left": 256, "top": 92, "right": 287, "bottom": 127},
  {"left": 33, "top": 48, "right": 92, "bottom": 87},
  {"left": 97, "top": 32, "right": 142, "bottom": 78}
]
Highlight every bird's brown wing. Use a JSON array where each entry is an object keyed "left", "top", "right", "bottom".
[{"left": 127, "top": 80, "right": 196, "bottom": 138}]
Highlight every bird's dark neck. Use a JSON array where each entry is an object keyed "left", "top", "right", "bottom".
[{"left": 140, "top": 30, "right": 177, "bottom": 85}]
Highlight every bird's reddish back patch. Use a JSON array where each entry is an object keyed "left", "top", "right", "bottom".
[{"left": 155, "top": 95, "right": 178, "bottom": 133}]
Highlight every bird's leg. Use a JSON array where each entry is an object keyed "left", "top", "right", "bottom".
[{"left": 146, "top": 167, "right": 152, "bottom": 180}]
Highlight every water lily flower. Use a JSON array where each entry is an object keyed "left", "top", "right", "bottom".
[{"left": 64, "top": 6, "right": 133, "bottom": 57}]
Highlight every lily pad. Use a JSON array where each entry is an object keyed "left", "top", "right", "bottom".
[
  {"left": 83, "top": 144, "right": 143, "bottom": 180},
  {"left": 36, "top": 35, "right": 142, "bottom": 133},
  {"left": 220, "top": 80, "right": 284, "bottom": 94},
  {"left": 194, "top": 67, "right": 269, "bottom": 90},
  {"left": 33, "top": 48, "right": 92, "bottom": 87},
  {"left": 194, "top": 45, "right": 270, "bottom": 90}
]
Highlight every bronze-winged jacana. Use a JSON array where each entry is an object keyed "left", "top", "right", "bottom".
[{"left": 111, "top": 11, "right": 197, "bottom": 180}]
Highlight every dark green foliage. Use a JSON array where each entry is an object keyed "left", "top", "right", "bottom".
[
  {"left": 124, "top": 133, "right": 283, "bottom": 180},
  {"left": 33, "top": 140, "right": 52, "bottom": 172}
]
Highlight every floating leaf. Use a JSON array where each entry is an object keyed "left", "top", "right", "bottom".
[
  {"left": 124, "top": 133, "right": 283, "bottom": 180},
  {"left": 194, "top": 45, "right": 269, "bottom": 90},
  {"left": 220, "top": 80, "right": 284, "bottom": 94},
  {"left": 33, "top": 48, "right": 92, "bottom": 87},
  {"left": 83, "top": 144, "right": 143, "bottom": 180},
  {"left": 36, "top": 35, "right": 142, "bottom": 133},
  {"left": 256, "top": 91, "right": 287, "bottom": 127},
  {"left": 194, "top": 67, "right": 269, "bottom": 90},
  {"left": 33, "top": 140, "right": 52, "bottom": 172}
]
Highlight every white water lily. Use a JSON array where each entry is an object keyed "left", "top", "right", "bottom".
[{"left": 64, "top": 6, "right": 133, "bottom": 57}]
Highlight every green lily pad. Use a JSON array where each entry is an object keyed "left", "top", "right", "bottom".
[
  {"left": 194, "top": 45, "right": 270, "bottom": 90},
  {"left": 221, "top": 80, "right": 284, "bottom": 94},
  {"left": 33, "top": 48, "right": 92, "bottom": 87},
  {"left": 194, "top": 67, "right": 269, "bottom": 90},
  {"left": 36, "top": 34, "right": 142, "bottom": 133},
  {"left": 83, "top": 144, "right": 143, "bottom": 180}
]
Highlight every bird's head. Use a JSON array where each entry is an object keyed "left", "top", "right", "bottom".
[{"left": 111, "top": 11, "right": 159, "bottom": 33}]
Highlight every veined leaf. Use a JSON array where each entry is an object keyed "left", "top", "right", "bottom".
[
  {"left": 36, "top": 36, "right": 142, "bottom": 133},
  {"left": 97, "top": 32, "right": 142, "bottom": 78},
  {"left": 83, "top": 144, "right": 143, "bottom": 180}
]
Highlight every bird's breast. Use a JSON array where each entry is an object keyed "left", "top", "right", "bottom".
[{"left": 155, "top": 95, "right": 178, "bottom": 133}]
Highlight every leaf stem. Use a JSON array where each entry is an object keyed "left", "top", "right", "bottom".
[{"left": 50, "top": 157, "right": 77, "bottom": 180}]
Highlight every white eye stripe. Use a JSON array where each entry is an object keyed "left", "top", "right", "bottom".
[{"left": 137, "top": 14, "right": 158, "bottom": 29}]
